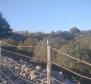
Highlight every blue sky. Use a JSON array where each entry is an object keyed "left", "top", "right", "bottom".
[{"left": 0, "top": 0, "right": 91, "bottom": 32}]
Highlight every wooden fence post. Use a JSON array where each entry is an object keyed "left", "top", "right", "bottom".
[{"left": 47, "top": 40, "right": 51, "bottom": 84}]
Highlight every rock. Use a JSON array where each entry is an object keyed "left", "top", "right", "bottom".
[
  {"left": 2, "top": 80, "right": 7, "bottom": 84},
  {"left": 35, "top": 66, "right": 41, "bottom": 71},
  {"left": 31, "top": 74, "right": 37, "bottom": 80},
  {"left": 22, "top": 72, "right": 26, "bottom": 78},
  {"left": 20, "top": 72, "right": 23, "bottom": 76},
  {"left": 24, "top": 67, "right": 29, "bottom": 72},
  {"left": 15, "top": 66, "right": 19, "bottom": 70},
  {"left": 21, "top": 64, "right": 26, "bottom": 72}
]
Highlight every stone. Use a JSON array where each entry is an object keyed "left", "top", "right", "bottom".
[{"left": 35, "top": 66, "right": 41, "bottom": 71}]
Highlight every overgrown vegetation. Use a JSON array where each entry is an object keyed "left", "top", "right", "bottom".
[{"left": 1, "top": 13, "right": 91, "bottom": 79}]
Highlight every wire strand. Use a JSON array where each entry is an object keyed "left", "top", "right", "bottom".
[
  {"left": 52, "top": 47, "right": 91, "bottom": 67},
  {"left": 2, "top": 48, "right": 91, "bottom": 81},
  {"left": 1, "top": 63, "right": 37, "bottom": 84},
  {"left": 1, "top": 41, "right": 47, "bottom": 48},
  {"left": 1, "top": 41, "right": 91, "bottom": 81},
  {"left": 2, "top": 48, "right": 47, "bottom": 62},
  {"left": 0, "top": 69, "right": 15, "bottom": 84},
  {"left": 2, "top": 52, "right": 62, "bottom": 84},
  {"left": 51, "top": 62, "right": 91, "bottom": 80}
]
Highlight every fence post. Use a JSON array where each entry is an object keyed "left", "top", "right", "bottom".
[{"left": 47, "top": 40, "right": 51, "bottom": 84}]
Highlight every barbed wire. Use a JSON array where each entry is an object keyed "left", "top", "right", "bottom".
[
  {"left": 0, "top": 69, "right": 15, "bottom": 84},
  {"left": 1, "top": 41, "right": 35, "bottom": 48},
  {"left": 1, "top": 62, "right": 37, "bottom": 84},
  {"left": 51, "top": 62, "right": 91, "bottom": 80},
  {"left": 12, "top": 57, "right": 63, "bottom": 84},
  {"left": 2, "top": 48, "right": 91, "bottom": 81},
  {"left": 1, "top": 41, "right": 47, "bottom": 48},
  {"left": 6, "top": 66, "right": 37, "bottom": 84},
  {"left": 2, "top": 48, "right": 47, "bottom": 62},
  {"left": 2, "top": 50, "right": 62, "bottom": 84},
  {"left": 2, "top": 40, "right": 91, "bottom": 67},
  {"left": 52, "top": 47, "right": 91, "bottom": 67},
  {"left": 1, "top": 41, "right": 91, "bottom": 81}
]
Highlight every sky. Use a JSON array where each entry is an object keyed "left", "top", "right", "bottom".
[{"left": 0, "top": 0, "right": 91, "bottom": 32}]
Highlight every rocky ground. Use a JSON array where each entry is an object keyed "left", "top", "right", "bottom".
[
  {"left": 0, "top": 47, "right": 80, "bottom": 84},
  {"left": 0, "top": 55, "right": 79, "bottom": 84}
]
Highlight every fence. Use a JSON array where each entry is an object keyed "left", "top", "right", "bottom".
[{"left": 0, "top": 40, "right": 91, "bottom": 84}]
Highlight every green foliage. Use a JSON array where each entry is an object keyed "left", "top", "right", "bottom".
[
  {"left": 56, "top": 36, "right": 91, "bottom": 75},
  {"left": 34, "top": 41, "right": 47, "bottom": 60},
  {"left": 17, "top": 37, "right": 39, "bottom": 53},
  {"left": 0, "top": 13, "right": 12, "bottom": 38},
  {"left": 70, "top": 27, "right": 80, "bottom": 34},
  {"left": 2, "top": 38, "right": 18, "bottom": 45},
  {"left": 3, "top": 27, "right": 91, "bottom": 77}
]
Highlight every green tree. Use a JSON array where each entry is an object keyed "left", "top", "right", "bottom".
[
  {"left": 0, "top": 12, "right": 12, "bottom": 38},
  {"left": 70, "top": 27, "right": 80, "bottom": 34}
]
